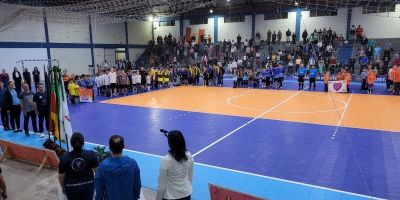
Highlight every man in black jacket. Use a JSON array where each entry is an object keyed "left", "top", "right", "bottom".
[
  {"left": 3, "top": 81, "right": 22, "bottom": 133},
  {"left": 23, "top": 68, "right": 32, "bottom": 91},
  {"left": 0, "top": 82, "right": 10, "bottom": 131}
]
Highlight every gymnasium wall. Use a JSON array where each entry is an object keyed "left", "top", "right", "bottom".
[
  {"left": 154, "top": 20, "right": 181, "bottom": 39},
  {"left": 50, "top": 48, "right": 92, "bottom": 75},
  {"left": 183, "top": 17, "right": 215, "bottom": 42},
  {"left": 92, "top": 22, "right": 125, "bottom": 44},
  {"left": 218, "top": 15, "right": 252, "bottom": 41},
  {"left": 300, "top": 8, "right": 348, "bottom": 37},
  {"left": 127, "top": 20, "right": 153, "bottom": 45},
  {"left": 351, "top": 5, "right": 400, "bottom": 39},
  {"left": 255, "top": 12, "right": 297, "bottom": 40}
]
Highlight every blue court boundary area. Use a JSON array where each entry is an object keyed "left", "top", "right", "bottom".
[{"left": 0, "top": 130, "right": 382, "bottom": 200}]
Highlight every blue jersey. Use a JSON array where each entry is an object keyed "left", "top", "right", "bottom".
[
  {"left": 298, "top": 67, "right": 307, "bottom": 76},
  {"left": 309, "top": 68, "right": 318, "bottom": 78},
  {"left": 273, "top": 67, "right": 280, "bottom": 78},
  {"left": 278, "top": 66, "right": 284, "bottom": 77},
  {"left": 265, "top": 68, "right": 272, "bottom": 77},
  {"left": 261, "top": 70, "right": 267, "bottom": 78},
  {"left": 361, "top": 71, "right": 367, "bottom": 79}
]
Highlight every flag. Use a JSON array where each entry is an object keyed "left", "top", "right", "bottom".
[
  {"left": 44, "top": 66, "right": 52, "bottom": 140},
  {"left": 49, "top": 67, "right": 60, "bottom": 140},
  {"left": 48, "top": 65, "right": 73, "bottom": 151},
  {"left": 58, "top": 68, "right": 73, "bottom": 151}
]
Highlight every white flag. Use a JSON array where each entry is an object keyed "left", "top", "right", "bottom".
[{"left": 60, "top": 78, "right": 73, "bottom": 151}]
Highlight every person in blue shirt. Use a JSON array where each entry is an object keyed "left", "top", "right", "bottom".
[
  {"left": 273, "top": 66, "right": 280, "bottom": 89},
  {"left": 361, "top": 68, "right": 368, "bottom": 93},
  {"left": 95, "top": 135, "right": 141, "bottom": 200},
  {"left": 3, "top": 81, "right": 22, "bottom": 133},
  {"left": 265, "top": 66, "right": 272, "bottom": 88},
  {"left": 242, "top": 72, "right": 249, "bottom": 88},
  {"left": 308, "top": 65, "right": 318, "bottom": 91},
  {"left": 297, "top": 64, "right": 307, "bottom": 90},
  {"left": 261, "top": 68, "right": 267, "bottom": 88},
  {"left": 278, "top": 64, "right": 284, "bottom": 89}
]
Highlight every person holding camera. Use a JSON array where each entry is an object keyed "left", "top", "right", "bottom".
[{"left": 156, "top": 130, "right": 193, "bottom": 200}]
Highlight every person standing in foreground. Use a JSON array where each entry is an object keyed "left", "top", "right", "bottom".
[
  {"left": 95, "top": 135, "right": 141, "bottom": 200},
  {"left": 33, "top": 83, "right": 49, "bottom": 138},
  {"left": 19, "top": 82, "right": 38, "bottom": 136},
  {"left": 4, "top": 81, "right": 22, "bottom": 133},
  {"left": 108, "top": 68, "right": 117, "bottom": 97},
  {"left": 297, "top": 64, "right": 307, "bottom": 90},
  {"left": 59, "top": 133, "right": 99, "bottom": 200},
  {"left": 323, "top": 71, "right": 330, "bottom": 92},
  {"left": 0, "top": 82, "right": 9, "bottom": 131},
  {"left": 367, "top": 67, "right": 376, "bottom": 94},
  {"left": 308, "top": 65, "right": 318, "bottom": 91},
  {"left": 156, "top": 131, "right": 193, "bottom": 200}
]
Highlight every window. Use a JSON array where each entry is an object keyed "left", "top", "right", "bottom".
[
  {"left": 190, "top": 18, "right": 208, "bottom": 25},
  {"left": 310, "top": 9, "right": 337, "bottom": 17},
  {"left": 224, "top": 15, "right": 245, "bottom": 23},
  {"left": 264, "top": 12, "right": 288, "bottom": 20},
  {"left": 159, "top": 20, "right": 175, "bottom": 27},
  {"left": 363, "top": 5, "right": 396, "bottom": 14}
]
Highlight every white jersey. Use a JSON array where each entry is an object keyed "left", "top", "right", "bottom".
[
  {"left": 146, "top": 75, "right": 151, "bottom": 85},
  {"left": 109, "top": 72, "right": 117, "bottom": 84},
  {"left": 132, "top": 74, "right": 141, "bottom": 84},
  {"left": 95, "top": 76, "right": 102, "bottom": 87},
  {"left": 103, "top": 74, "right": 110, "bottom": 86}
]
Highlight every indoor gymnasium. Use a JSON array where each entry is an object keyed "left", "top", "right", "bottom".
[{"left": 0, "top": 0, "right": 399, "bottom": 200}]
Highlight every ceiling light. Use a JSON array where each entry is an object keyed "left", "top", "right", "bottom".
[{"left": 210, "top": 9, "right": 213, "bottom": 13}]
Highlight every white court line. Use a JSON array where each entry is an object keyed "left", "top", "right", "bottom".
[
  {"left": 165, "top": 88, "right": 255, "bottom": 121},
  {"left": 192, "top": 87, "right": 308, "bottom": 158},
  {"left": 226, "top": 92, "right": 348, "bottom": 114},
  {"left": 331, "top": 92, "right": 354, "bottom": 139},
  {"left": 0, "top": 129, "right": 384, "bottom": 199},
  {"left": 187, "top": 88, "right": 255, "bottom": 113},
  {"left": 84, "top": 141, "right": 384, "bottom": 200}
]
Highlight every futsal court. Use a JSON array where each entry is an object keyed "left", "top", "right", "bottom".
[{"left": 64, "top": 85, "right": 400, "bottom": 200}]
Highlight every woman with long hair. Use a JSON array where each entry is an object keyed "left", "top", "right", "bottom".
[
  {"left": 32, "top": 66, "right": 40, "bottom": 92},
  {"left": 12, "top": 67, "right": 22, "bottom": 94},
  {"left": 156, "top": 130, "right": 193, "bottom": 200},
  {"left": 58, "top": 132, "right": 99, "bottom": 200}
]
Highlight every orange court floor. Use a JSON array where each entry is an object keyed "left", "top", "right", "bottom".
[{"left": 102, "top": 86, "right": 400, "bottom": 133}]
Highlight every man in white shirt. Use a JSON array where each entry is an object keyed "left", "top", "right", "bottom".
[
  {"left": 131, "top": 71, "right": 141, "bottom": 93},
  {"left": 108, "top": 68, "right": 117, "bottom": 97},
  {"left": 101, "top": 71, "right": 109, "bottom": 97},
  {"left": 95, "top": 73, "right": 103, "bottom": 96}
]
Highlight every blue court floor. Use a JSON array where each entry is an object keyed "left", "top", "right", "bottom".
[{"left": 0, "top": 77, "right": 398, "bottom": 200}]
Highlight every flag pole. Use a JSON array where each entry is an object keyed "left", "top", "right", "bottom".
[
  {"left": 44, "top": 64, "right": 51, "bottom": 141},
  {"left": 58, "top": 64, "right": 70, "bottom": 152}
]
